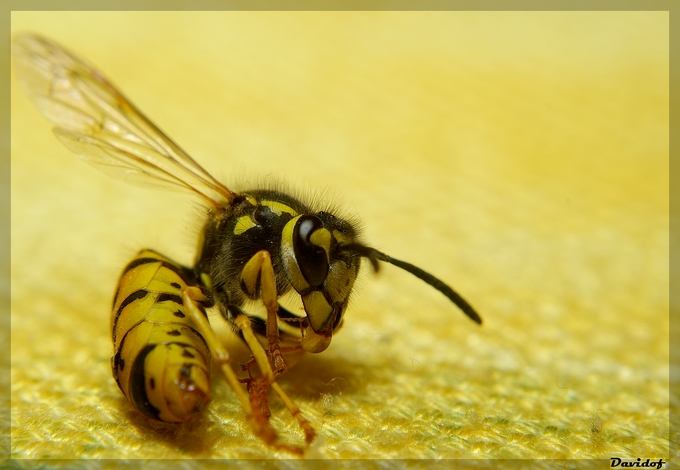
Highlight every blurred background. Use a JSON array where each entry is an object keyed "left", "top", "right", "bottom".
[{"left": 10, "top": 11, "right": 668, "bottom": 459}]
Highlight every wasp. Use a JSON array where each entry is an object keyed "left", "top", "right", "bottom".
[{"left": 12, "top": 33, "right": 482, "bottom": 454}]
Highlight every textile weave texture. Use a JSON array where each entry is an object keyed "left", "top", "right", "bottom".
[{"left": 9, "top": 11, "right": 670, "bottom": 462}]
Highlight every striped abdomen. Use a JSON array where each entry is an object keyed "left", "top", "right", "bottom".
[{"left": 111, "top": 249, "right": 212, "bottom": 422}]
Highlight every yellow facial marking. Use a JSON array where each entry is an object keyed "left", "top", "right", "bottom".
[
  {"left": 233, "top": 215, "right": 257, "bottom": 235},
  {"left": 309, "top": 228, "right": 331, "bottom": 257},
  {"left": 302, "top": 291, "right": 333, "bottom": 333},
  {"left": 332, "top": 229, "right": 353, "bottom": 245}
]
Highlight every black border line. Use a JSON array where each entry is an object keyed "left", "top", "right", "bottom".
[{"left": 2, "top": 1, "right": 676, "bottom": 468}]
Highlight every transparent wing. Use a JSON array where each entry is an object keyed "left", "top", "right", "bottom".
[{"left": 12, "top": 33, "right": 236, "bottom": 209}]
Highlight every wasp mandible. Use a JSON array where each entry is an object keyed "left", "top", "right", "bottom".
[{"left": 12, "top": 33, "right": 482, "bottom": 454}]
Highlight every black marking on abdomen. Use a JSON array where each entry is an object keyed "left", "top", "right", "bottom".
[
  {"left": 112, "top": 351, "right": 124, "bottom": 392},
  {"left": 157, "top": 293, "right": 183, "bottom": 305},
  {"left": 179, "top": 363, "right": 193, "bottom": 381},
  {"left": 129, "top": 343, "right": 161, "bottom": 420},
  {"left": 112, "top": 289, "right": 149, "bottom": 343},
  {"left": 166, "top": 340, "right": 206, "bottom": 351},
  {"left": 123, "top": 256, "right": 199, "bottom": 285},
  {"left": 173, "top": 310, "right": 186, "bottom": 318},
  {"left": 122, "top": 257, "right": 162, "bottom": 275}
]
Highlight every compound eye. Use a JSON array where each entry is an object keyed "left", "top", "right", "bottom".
[{"left": 293, "top": 215, "right": 329, "bottom": 288}]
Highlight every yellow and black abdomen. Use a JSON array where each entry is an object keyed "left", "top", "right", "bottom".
[{"left": 111, "top": 249, "right": 213, "bottom": 423}]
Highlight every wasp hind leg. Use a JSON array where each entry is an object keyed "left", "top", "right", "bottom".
[{"left": 181, "top": 287, "right": 310, "bottom": 454}]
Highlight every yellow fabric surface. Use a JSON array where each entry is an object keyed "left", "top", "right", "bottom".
[{"left": 10, "top": 11, "right": 669, "bottom": 461}]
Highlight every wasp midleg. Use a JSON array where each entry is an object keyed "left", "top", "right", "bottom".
[
  {"left": 179, "top": 287, "right": 315, "bottom": 454},
  {"left": 112, "top": 249, "right": 312, "bottom": 453},
  {"left": 231, "top": 312, "right": 316, "bottom": 444},
  {"left": 233, "top": 248, "right": 317, "bottom": 441}
]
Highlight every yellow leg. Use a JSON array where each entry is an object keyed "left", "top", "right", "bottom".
[
  {"left": 181, "top": 287, "right": 307, "bottom": 454},
  {"left": 235, "top": 313, "right": 316, "bottom": 445},
  {"left": 240, "top": 250, "right": 286, "bottom": 376},
  {"left": 235, "top": 313, "right": 275, "bottom": 383},
  {"left": 271, "top": 382, "right": 316, "bottom": 444}
]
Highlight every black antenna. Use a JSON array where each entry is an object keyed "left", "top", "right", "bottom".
[{"left": 342, "top": 244, "right": 482, "bottom": 325}]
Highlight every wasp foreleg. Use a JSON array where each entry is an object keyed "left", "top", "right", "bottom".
[{"left": 240, "top": 250, "right": 287, "bottom": 376}]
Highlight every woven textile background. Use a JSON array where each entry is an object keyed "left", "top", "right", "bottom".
[{"left": 10, "top": 11, "right": 669, "bottom": 463}]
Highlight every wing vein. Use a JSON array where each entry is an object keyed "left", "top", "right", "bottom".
[{"left": 13, "top": 33, "right": 238, "bottom": 209}]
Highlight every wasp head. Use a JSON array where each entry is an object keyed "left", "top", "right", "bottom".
[{"left": 280, "top": 211, "right": 362, "bottom": 353}]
